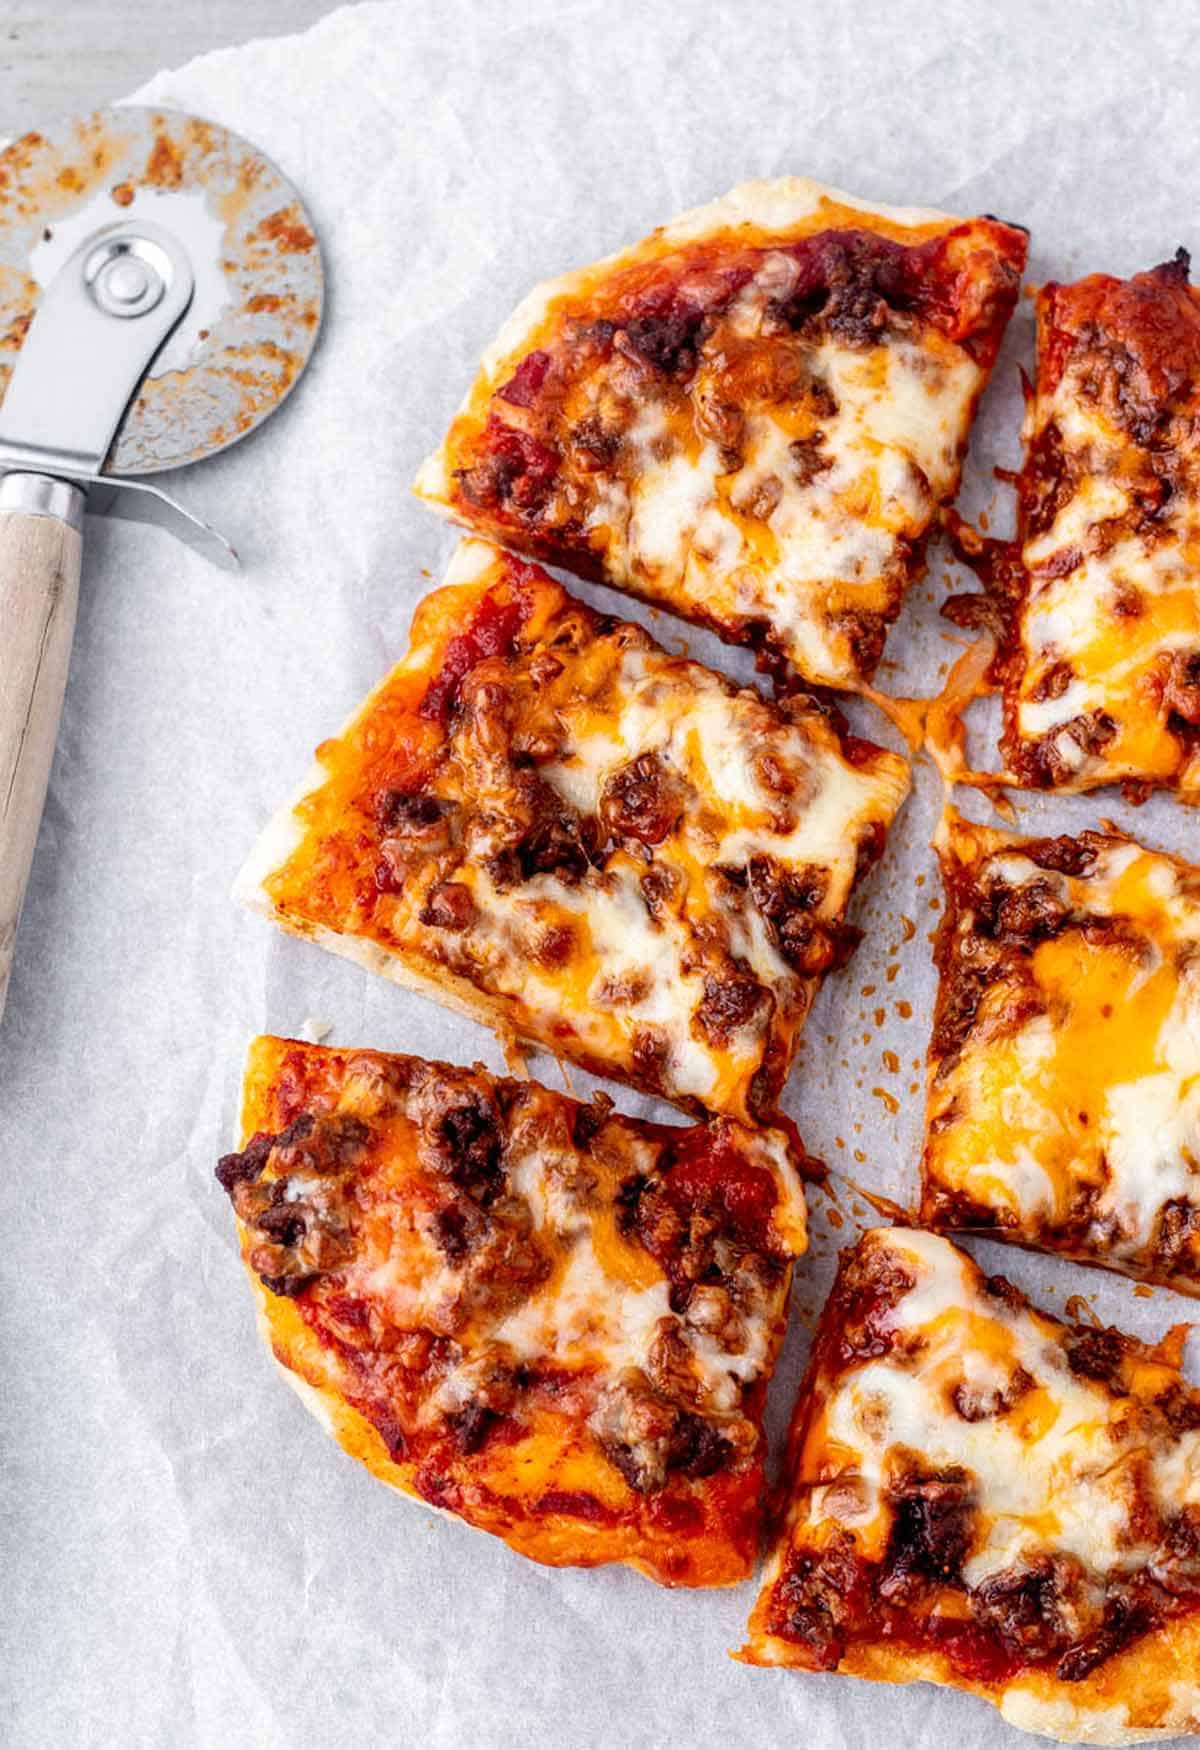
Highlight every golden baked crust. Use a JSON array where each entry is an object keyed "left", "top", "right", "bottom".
[
  {"left": 415, "top": 178, "right": 1026, "bottom": 691},
  {"left": 738, "top": 1226, "right": 1200, "bottom": 1742},
  {"left": 220, "top": 1035, "right": 809, "bottom": 1586},
  {"left": 235, "top": 538, "right": 908, "bottom": 1123}
]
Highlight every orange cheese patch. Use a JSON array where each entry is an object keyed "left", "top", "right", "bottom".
[{"left": 922, "top": 809, "right": 1200, "bottom": 1293}]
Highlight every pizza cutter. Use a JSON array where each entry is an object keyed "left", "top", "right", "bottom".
[{"left": 0, "top": 107, "right": 324, "bottom": 1023}]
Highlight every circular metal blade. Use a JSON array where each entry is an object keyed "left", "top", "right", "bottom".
[{"left": 0, "top": 106, "right": 324, "bottom": 475}]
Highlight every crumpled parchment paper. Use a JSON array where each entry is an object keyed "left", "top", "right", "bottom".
[{"left": 5, "top": 3, "right": 1200, "bottom": 1744}]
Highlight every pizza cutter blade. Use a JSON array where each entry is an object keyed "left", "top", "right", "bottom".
[{"left": 0, "top": 106, "right": 324, "bottom": 1026}]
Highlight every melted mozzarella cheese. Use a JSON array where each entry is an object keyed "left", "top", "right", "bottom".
[
  {"left": 817, "top": 1229, "right": 1200, "bottom": 1586},
  {"left": 438, "top": 1127, "right": 804, "bottom": 1419},
  {"left": 495, "top": 1241, "right": 675, "bottom": 1374},
  {"left": 606, "top": 277, "right": 984, "bottom": 688}
]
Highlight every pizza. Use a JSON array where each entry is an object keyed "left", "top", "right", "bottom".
[
  {"left": 414, "top": 177, "right": 1026, "bottom": 692},
  {"left": 946, "top": 254, "right": 1200, "bottom": 801},
  {"left": 217, "top": 1035, "right": 809, "bottom": 1586},
  {"left": 738, "top": 1225, "right": 1200, "bottom": 1743},
  {"left": 921, "top": 808, "right": 1200, "bottom": 1295},
  {"left": 234, "top": 538, "right": 909, "bottom": 1123}
]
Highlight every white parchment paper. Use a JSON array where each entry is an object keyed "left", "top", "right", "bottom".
[{"left": 6, "top": 2, "right": 1200, "bottom": 1743}]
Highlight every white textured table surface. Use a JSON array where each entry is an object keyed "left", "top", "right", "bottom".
[{"left": 2, "top": 0, "right": 335, "bottom": 134}]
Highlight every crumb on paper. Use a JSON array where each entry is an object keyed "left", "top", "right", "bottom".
[
  {"left": 1065, "top": 1293, "right": 1102, "bottom": 1326},
  {"left": 298, "top": 1015, "right": 332, "bottom": 1043}
]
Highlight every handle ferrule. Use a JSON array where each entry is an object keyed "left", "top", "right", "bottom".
[{"left": 0, "top": 471, "right": 86, "bottom": 529}]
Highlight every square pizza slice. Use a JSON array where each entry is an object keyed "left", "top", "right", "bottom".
[
  {"left": 739, "top": 1226, "right": 1200, "bottom": 1743},
  {"left": 968, "top": 254, "right": 1200, "bottom": 801},
  {"left": 921, "top": 808, "right": 1200, "bottom": 1294},
  {"left": 235, "top": 538, "right": 909, "bottom": 1123},
  {"left": 217, "top": 1036, "right": 810, "bottom": 1586},
  {"left": 415, "top": 178, "right": 1026, "bottom": 692}
]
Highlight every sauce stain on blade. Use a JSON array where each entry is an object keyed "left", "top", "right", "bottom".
[{"left": 0, "top": 106, "right": 324, "bottom": 476}]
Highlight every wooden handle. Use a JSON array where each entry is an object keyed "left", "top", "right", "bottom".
[{"left": 0, "top": 480, "right": 84, "bottom": 1023}]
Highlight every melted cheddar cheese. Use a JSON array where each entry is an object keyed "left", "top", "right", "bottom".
[
  {"left": 1000, "top": 258, "right": 1200, "bottom": 799},
  {"left": 922, "top": 810, "right": 1200, "bottom": 1293},
  {"left": 220, "top": 1037, "right": 808, "bottom": 1586},
  {"left": 739, "top": 1227, "right": 1200, "bottom": 1742},
  {"left": 415, "top": 178, "right": 1026, "bottom": 691},
  {"left": 236, "top": 539, "right": 909, "bottom": 1121}
]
